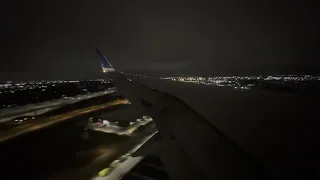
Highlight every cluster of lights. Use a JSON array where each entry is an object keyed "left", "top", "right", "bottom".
[
  {"left": 121, "top": 72, "right": 157, "bottom": 79},
  {"left": 163, "top": 76, "right": 248, "bottom": 89},
  {"left": 162, "top": 75, "right": 320, "bottom": 81},
  {"left": 162, "top": 75, "right": 320, "bottom": 90},
  {"left": 0, "top": 79, "right": 111, "bottom": 92},
  {"left": 263, "top": 75, "right": 320, "bottom": 81},
  {"left": 0, "top": 79, "right": 114, "bottom": 109},
  {"left": 0, "top": 81, "right": 76, "bottom": 92}
]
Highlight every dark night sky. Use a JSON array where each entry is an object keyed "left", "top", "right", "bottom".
[{"left": 0, "top": 0, "right": 319, "bottom": 80}]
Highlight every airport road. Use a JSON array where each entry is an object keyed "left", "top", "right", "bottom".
[{"left": 0, "top": 99, "right": 129, "bottom": 142}]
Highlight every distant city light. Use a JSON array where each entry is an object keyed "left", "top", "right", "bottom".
[
  {"left": 161, "top": 75, "right": 320, "bottom": 91},
  {"left": 0, "top": 79, "right": 116, "bottom": 109}
]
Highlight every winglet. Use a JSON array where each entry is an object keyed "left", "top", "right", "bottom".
[{"left": 96, "top": 48, "right": 115, "bottom": 73}]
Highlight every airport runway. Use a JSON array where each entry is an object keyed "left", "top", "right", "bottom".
[{"left": 0, "top": 99, "right": 129, "bottom": 142}]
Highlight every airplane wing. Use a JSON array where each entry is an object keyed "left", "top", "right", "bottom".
[{"left": 96, "top": 48, "right": 273, "bottom": 180}]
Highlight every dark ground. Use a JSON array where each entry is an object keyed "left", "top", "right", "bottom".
[
  {"left": 0, "top": 109, "right": 128, "bottom": 180},
  {"left": 0, "top": 95, "right": 159, "bottom": 180},
  {"left": 0, "top": 92, "right": 156, "bottom": 180}
]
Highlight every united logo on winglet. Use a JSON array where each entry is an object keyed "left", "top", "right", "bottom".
[{"left": 96, "top": 48, "right": 115, "bottom": 73}]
